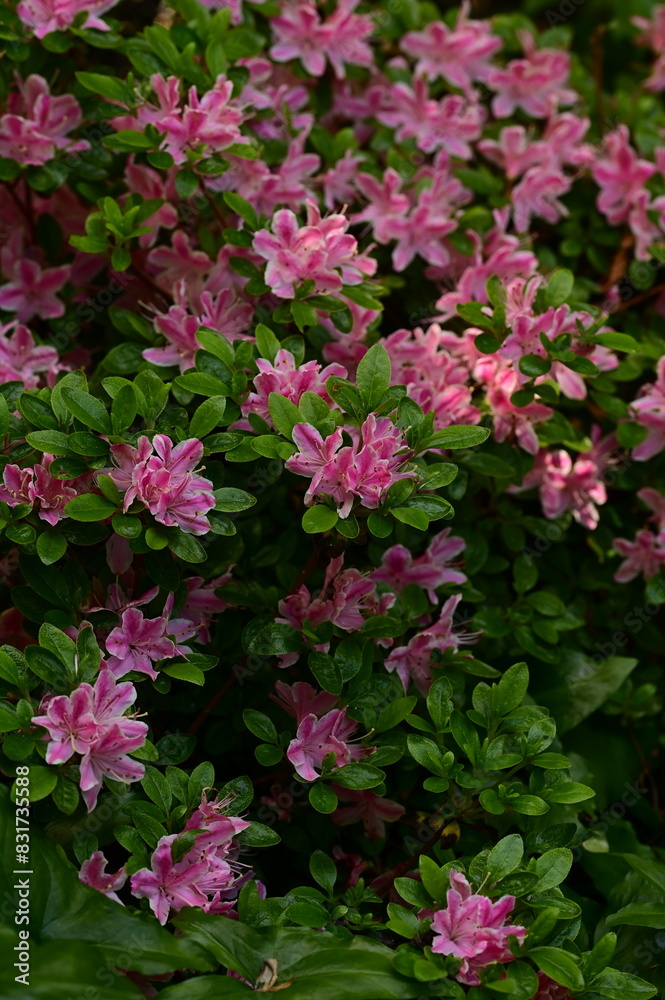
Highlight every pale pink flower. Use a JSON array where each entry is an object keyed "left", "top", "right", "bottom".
[
  {"left": 32, "top": 670, "right": 148, "bottom": 811},
  {"left": 401, "top": 3, "right": 501, "bottom": 95},
  {"left": 376, "top": 79, "right": 484, "bottom": 159},
  {"left": 147, "top": 231, "right": 213, "bottom": 296},
  {"left": 130, "top": 835, "right": 212, "bottom": 925},
  {"left": 0, "top": 259, "right": 70, "bottom": 322},
  {"left": 352, "top": 169, "right": 410, "bottom": 245},
  {"left": 17, "top": 0, "right": 118, "bottom": 37},
  {"left": 372, "top": 529, "right": 467, "bottom": 602},
  {"left": 430, "top": 869, "right": 526, "bottom": 986},
  {"left": 613, "top": 529, "right": 665, "bottom": 583},
  {"left": 285, "top": 415, "right": 415, "bottom": 517},
  {"left": 271, "top": 680, "right": 338, "bottom": 724},
  {"left": 322, "top": 150, "right": 365, "bottom": 210},
  {"left": 511, "top": 164, "right": 571, "bottom": 232},
  {"left": 511, "top": 430, "right": 615, "bottom": 530},
  {"left": 482, "top": 361, "right": 553, "bottom": 454},
  {"left": 242, "top": 349, "right": 346, "bottom": 427},
  {"left": 488, "top": 34, "right": 576, "bottom": 118},
  {"left": 253, "top": 202, "right": 376, "bottom": 299},
  {"left": 287, "top": 707, "right": 369, "bottom": 781},
  {"left": 79, "top": 851, "right": 127, "bottom": 905},
  {"left": 630, "top": 357, "right": 665, "bottom": 460},
  {"left": 384, "top": 594, "right": 474, "bottom": 692},
  {"left": 542, "top": 113, "right": 595, "bottom": 167},
  {"left": 109, "top": 435, "right": 216, "bottom": 535},
  {"left": 331, "top": 787, "right": 405, "bottom": 838},
  {"left": 633, "top": 7, "right": 665, "bottom": 91},
  {"left": 638, "top": 486, "right": 665, "bottom": 529},
  {"left": 591, "top": 125, "right": 657, "bottom": 225},
  {"left": 0, "top": 74, "right": 88, "bottom": 165}
]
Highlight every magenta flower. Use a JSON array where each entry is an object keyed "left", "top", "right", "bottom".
[
  {"left": 79, "top": 851, "right": 127, "bottom": 905},
  {"left": 32, "top": 670, "right": 148, "bottom": 811},
  {"left": 287, "top": 707, "right": 370, "bottom": 781},
  {"left": 591, "top": 125, "right": 657, "bottom": 225},
  {"left": 105, "top": 607, "right": 177, "bottom": 680},
  {"left": 633, "top": 8, "right": 665, "bottom": 91},
  {"left": 130, "top": 835, "right": 212, "bottom": 925},
  {"left": 241, "top": 349, "right": 346, "bottom": 427},
  {"left": 372, "top": 528, "right": 467, "bottom": 603},
  {"left": 285, "top": 415, "right": 414, "bottom": 517},
  {"left": 179, "top": 571, "right": 233, "bottom": 644},
  {"left": 271, "top": 680, "right": 338, "bottom": 724},
  {"left": 331, "top": 787, "right": 405, "bottom": 839},
  {"left": 109, "top": 434, "right": 216, "bottom": 535},
  {"left": 353, "top": 169, "right": 410, "bottom": 245},
  {"left": 0, "top": 74, "right": 88, "bottom": 165},
  {"left": 17, "top": 0, "right": 118, "bottom": 37},
  {"left": 377, "top": 80, "right": 484, "bottom": 159},
  {"left": 481, "top": 361, "right": 553, "bottom": 455},
  {"left": 534, "top": 973, "right": 572, "bottom": 1000},
  {"left": 402, "top": 4, "right": 501, "bottom": 95},
  {"left": 385, "top": 594, "right": 475, "bottom": 693},
  {"left": 488, "top": 34, "right": 576, "bottom": 118},
  {"left": 629, "top": 357, "right": 665, "bottom": 460},
  {"left": 0, "top": 259, "right": 70, "bottom": 322},
  {"left": 253, "top": 201, "right": 376, "bottom": 299},
  {"left": 430, "top": 869, "right": 526, "bottom": 986}
]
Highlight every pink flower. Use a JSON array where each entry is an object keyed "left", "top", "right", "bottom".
[
  {"left": 638, "top": 487, "right": 665, "bottom": 530},
  {"left": 331, "top": 788, "right": 405, "bottom": 838},
  {"left": 286, "top": 707, "right": 369, "bottom": 781},
  {"left": 112, "top": 74, "right": 247, "bottom": 166},
  {"left": 488, "top": 34, "right": 576, "bottom": 118},
  {"left": 0, "top": 74, "right": 88, "bottom": 165},
  {"left": 179, "top": 571, "right": 233, "bottom": 644},
  {"left": 271, "top": 680, "right": 338, "bottom": 723},
  {"left": 332, "top": 846, "right": 367, "bottom": 888},
  {"left": 591, "top": 126, "right": 656, "bottom": 225},
  {"left": 534, "top": 973, "right": 572, "bottom": 1000},
  {"left": 147, "top": 232, "right": 213, "bottom": 295},
  {"left": 511, "top": 165, "right": 571, "bottom": 232},
  {"left": 482, "top": 361, "right": 553, "bottom": 455},
  {"left": 0, "top": 322, "right": 64, "bottom": 388},
  {"left": 384, "top": 325, "right": 481, "bottom": 430},
  {"left": 372, "top": 528, "right": 467, "bottom": 603},
  {"left": 430, "top": 869, "right": 526, "bottom": 986},
  {"left": 241, "top": 349, "right": 346, "bottom": 427},
  {"left": 79, "top": 851, "right": 127, "bottom": 905},
  {"left": 0, "top": 259, "right": 70, "bottom": 322},
  {"left": 17, "top": 0, "right": 117, "bottom": 37},
  {"left": 32, "top": 670, "right": 148, "bottom": 811},
  {"left": 109, "top": 435, "right": 216, "bottom": 535},
  {"left": 385, "top": 594, "right": 474, "bottom": 693},
  {"left": 376, "top": 79, "right": 484, "bottom": 158},
  {"left": 630, "top": 357, "right": 665, "bottom": 460},
  {"left": 253, "top": 202, "right": 376, "bottom": 299},
  {"left": 633, "top": 8, "right": 665, "bottom": 91},
  {"left": 511, "top": 430, "right": 615, "bottom": 530},
  {"left": 106, "top": 607, "right": 177, "bottom": 680},
  {"left": 402, "top": 3, "right": 501, "bottom": 95},
  {"left": 270, "top": 0, "right": 374, "bottom": 79},
  {"left": 285, "top": 415, "right": 414, "bottom": 517},
  {"left": 131, "top": 791, "right": 252, "bottom": 924},
  {"left": 613, "top": 530, "right": 665, "bottom": 583},
  {"left": 352, "top": 169, "right": 410, "bottom": 245},
  {"left": 0, "top": 455, "right": 81, "bottom": 526}
]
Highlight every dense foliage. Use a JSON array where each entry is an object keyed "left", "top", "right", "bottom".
[{"left": 1, "top": 0, "right": 665, "bottom": 997}]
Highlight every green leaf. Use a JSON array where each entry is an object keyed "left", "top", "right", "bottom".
[
  {"left": 426, "top": 425, "right": 490, "bottom": 449},
  {"left": 332, "top": 763, "right": 385, "bottom": 789},
  {"left": 309, "top": 783, "right": 338, "bottom": 814},
  {"left": 76, "top": 71, "right": 131, "bottom": 101},
  {"left": 0, "top": 701, "right": 19, "bottom": 733},
  {"left": 529, "top": 947, "right": 584, "bottom": 991},
  {"left": 310, "top": 850, "right": 337, "bottom": 894},
  {"left": 546, "top": 781, "right": 594, "bottom": 804},
  {"left": 309, "top": 651, "right": 343, "bottom": 695},
  {"left": 223, "top": 191, "right": 259, "bottom": 230},
  {"left": 36, "top": 530, "right": 67, "bottom": 565},
  {"left": 190, "top": 396, "right": 227, "bottom": 439},
  {"left": 302, "top": 505, "right": 339, "bottom": 534},
  {"left": 586, "top": 969, "right": 657, "bottom": 1000},
  {"left": 519, "top": 354, "right": 551, "bottom": 377},
  {"left": 26, "top": 430, "right": 72, "bottom": 455},
  {"left": 64, "top": 494, "right": 118, "bottom": 521},
  {"left": 175, "top": 372, "right": 229, "bottom": 397},
  {"left": 543, "top": 269, "right": 574, "bottom": 307},
  {"left": 235, "top": 821, "right": 280, "bottom": 847},
  {"left": 606, "top": 903, "right": 665, "bottom": 929},
  {"left": 356, "top": 342, "right": 392, "bottom": 408},
  {"left": 111, "top": 383, "right": 137, "bottom": 432},
  {"left": 12, "top": 765, "right": 57, "bottom": 802},
  {"left": 214, "top": 488, "right": 256, "bottom": 512},
  {"left": 169, "top": 533, "right": 207, "bottom": 564},
  {"left": 162, "top": 662, "right": 205, "bottom": 685},
  {"left": 487, "top": 834, "right": 524, "bottom": 880},
  {"left": 620, "top": 854, "right": 665, "bottom": 894},
  {"left": 268, "top": 392, "right": 301, "bottom": 440},
  {"left": 532, "top": 849, "right": 572, "bottom": 892},
  {"left": 243, "top": 708, "right": 278, "bottom": 744},
  {"left": 61, "top": 388, "right": 112, "bottom": 434},
  {"left": 255, "top": 323, "right": 281, "bottom": 362},
  {"left": 534, "top": 654, "right": 638, "bottom": 733}
]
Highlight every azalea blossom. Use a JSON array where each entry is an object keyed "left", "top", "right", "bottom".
[
  {"left": 331, "top": 787, "right": 405, "bottom": 839},
  {"left": 285, "top": 415, "right": 415, "bottom": 517},
  {"left": 271, "top": 680, "right": 338, "bottom": 723},
  {"left": 253, "top": 201, "right": 377, "bottom": 298},
  {"left": 0, "top": 455, "right": 85, "bottom": 526},
  {"left": 613, "top": 530, "right": 665, "bottom": 583},
  {"left": 0, "top": 258, "right": 70, "bottom": 322},
  {"left": 32, "top": 670, "right": 148, "bottom": 811},
  {"left": 105, "top": 607, "right": 178, "bottom": 680},
  {"left": 270, "top": 0, "right": 374, "bottom": 80},
  {"left": 534, "top": 973, "right": 572, "bottom": 1000},
  {"left": 79, "top": 851, "right": 127, "bottom": 905},
  {"left": 286, "top": 707, "right": 371, "bottom": 781},
  {"left": 488, "top": 34, "right": 576, "bottom": 118},
  {"left": 401, "top": 3, "right": 501, "bottom": 95},
  {"left": 429, "top": 869, "right": 526, "bottom": 986},
  {"left": 372, "top": 528, "right": 467, "bottom": 602},
  {"left": 629, "top": 357, "right": 665, "bottom": 460},
  {"left": 108, "top": 435, "right": 216, "bottom": 535},
  {"left": 0, "top": 73, "right": 88, "bottom": 165},
  {"left": 384, "top": 594, "right": 475, "bottom": 693},
  {"left": 17, "top": 0, "right": 118, "bottom": 38},
  {"left": 0, "top": 321, "right": 65, "bottom": 388},
  {"left": 241, "top": 349, "right": 346, "bottom": 427}
]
